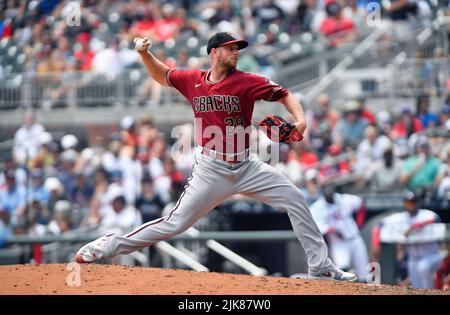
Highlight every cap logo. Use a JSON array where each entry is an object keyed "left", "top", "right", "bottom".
[{"left": 226, "top": 32, "right": 236, "bottom": 39}]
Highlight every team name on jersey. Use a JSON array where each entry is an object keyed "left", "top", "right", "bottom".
[{"left": 193, "top": 95, "right": 241, "bottom": 114}]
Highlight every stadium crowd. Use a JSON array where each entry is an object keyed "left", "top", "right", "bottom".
[{"left": 0, "top": 0, "right": 446, "bottom": 79}]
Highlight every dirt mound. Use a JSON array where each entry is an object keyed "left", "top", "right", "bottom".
[{"left": 0, "top": 264, "right": 447, "bottom": 295}]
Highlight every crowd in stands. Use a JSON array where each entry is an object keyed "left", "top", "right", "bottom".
[
  {"left": 1, "top": 92, "right": 450, "bottom": 240},
  {"left": 0, "top": 0, "right": 447, "bottom": 80}
]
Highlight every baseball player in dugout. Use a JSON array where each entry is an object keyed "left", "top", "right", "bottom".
[{"left": 76, "top": 32, "right": 357, "bottom": 282}]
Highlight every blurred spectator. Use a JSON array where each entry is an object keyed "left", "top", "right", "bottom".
[
  {"left": 155, "top": 156, "right": 185, "bottom": 204},
  {"left": 118, "top": 144, "right": 143, "bottom": 205},
  {"left": 0, "top": 169, "right": 26, "bottom": 224},
  {"left": 365, "top": 144, "right": 404, "bottom": 193},
  {"left": 384, "top": 0, "right": 418, "bottom": 21},
  {"left": 92, "top": 39, "right": 124, "bottom": 75},
  {"left": 120, "top": 116, "right": 139, "bottom": 148},
  {"left": 0, "top": 211, "right": 12, "bottom": 248},
  {"left": 440, "top": 104, "right": 450, "bottom": 126},
  {"left": 58, "top": 149, "right": 79, "bottom": 200},
  {"left": 44, "top": 176, "right": 65, "bottom": 222},
  {"left": 319, "top": 1, "right": 356, "bottom": 47},
  {"left": 318, "top": 144, "right": 351, "bottom": 185},
  {"left": 29, "top": 168, "right": 50, "bottom": 208},
  {"left": 332, "top": 100, "right": 369, "bottom": 149},
  {"left": 99, "top": 183, "right": 142, "bottom": 234},
  {"left": 135, "top": 174, "right": 165, "bottom": 223},
  {"left": 293, "top": 0, "right": 321, "bottom": 33},
  {"left": 310, "top": 185, "right": 368, "bottom": 281},
  {"left": 375, "top": 110, "right": 393, "bottom": 137},
  {"left": 356, "top": 97, "right": 376, "bottom": 125},
  {"left": 72, "top": 172, "right": 94, "bottom": 209},
  {"left": 435, "top": 147, "right": 450, "bottom": 204},
  {"left": 30, "top": 132, "right": 57, "bottom": 172},
  {"left": 74, "top": 32, "right": 95, "bottom": 71},
  {"left": 301, "top": 168, "right": 322, "bottom": 205},
  {"left": 13, "top": 111, "right": 46, "bottom": 166},
  {"left": 416, "top": 95, "right": 439, "bottom": 128},
  {"left": 251, "top": 0, "right": 285, "bottom": 26},
  {"left": 172, "top": 123, "right": 196, "bottom": 179},
  {"left": 0, "top": 152, "right": 27, "bottom": 188},
  {"left": 102, "top": 133, "right": 123, "bottom": 175},
  {"left": 306, "top": 107, "right": 333, "bottom": 158},
  {"left": 317, "top": 93, "right": 340, "bottom": 129},
  {"left": 353, "top": 125, "right": 391, "bottom": 176},
  {"left": 290, "top": 141, "right": 318, "bottom": 169},
  {"left": 61, "top": 134, "right": 79, "bottom": 151},
  {"left": 26, "top": 200, "right": 47, "bottom": 236},
  {"left": 390, "top": 105, "right": 424, "bottom": 142},
  {"left": 47, "top": 200, "right": 73, "bottom": 235},
  {"left": 274, "top": 144, "right": 303, "bottom": 186},
  {"left": 400, "top": 137, "right": 442, "bottom": 190},
  {"left": 136, "top": 116, "right": 158, "bottom": 164},
  {"left": 147, "top": 134, "right": 167, "bottom": 179},
  {"left": 84, "top": 168, "right": 109, "bottom": 225}
]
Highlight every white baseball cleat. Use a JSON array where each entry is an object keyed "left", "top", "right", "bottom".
[
  {"left": 310, "top": 267, "right": 357, "bottom": 282},
  {"left": 75, "top": 236, "right": 109, "bottom": 264}
]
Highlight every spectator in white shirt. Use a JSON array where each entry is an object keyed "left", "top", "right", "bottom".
[
  {"left": 99, "top": 184, "right": 142, "bottom": 235},
  {"left": 13, "top": 111, "right": 46, "bottom": 166}
]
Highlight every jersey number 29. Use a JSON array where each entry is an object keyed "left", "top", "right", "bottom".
[{"left": 225, "top": 115, "right": 244, "bottom": 135}]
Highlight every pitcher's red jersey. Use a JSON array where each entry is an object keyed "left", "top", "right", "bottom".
[{"left": 167, "top": 68, "right": 288, "bottom": 154}]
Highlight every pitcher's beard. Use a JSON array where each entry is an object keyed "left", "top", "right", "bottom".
[{"left": 219, "top": 58, "right": 237, "bottom": 70}]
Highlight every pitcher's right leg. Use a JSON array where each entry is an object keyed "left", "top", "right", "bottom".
[{"left": 76, "top": 156, "right": 233, "bottom": 263}]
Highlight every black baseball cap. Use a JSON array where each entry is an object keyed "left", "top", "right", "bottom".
[
  {"left": 403, "top": 189, "right": 421, "bottom": 202},
  {"left": 206, "top": 32, "right": 248, "bottom": 55}
]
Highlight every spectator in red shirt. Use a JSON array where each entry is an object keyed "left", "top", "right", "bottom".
[
  {"left": 318, "top": 93, "right": 340, "bottom": 128},
  {"left": 319, "top": 1, "right": 357, "bottom": 47},
  {"left": 290, "top": 142, "right": 319, "bottom": 169},
  {"left": 390, "top": 106, "right": 424, "bottom": 141},
  {"left": 357, "top": 98, "right": 376, "bottom": 125},
  {"left": 152, "top": 4, "right": 184, "bottom": 42},
  {"left": 318, "top": 144, "right": 350, "bottom": 185},
  {"left": 120, "top": 116, "right": 139, "bottom": 148},
  {"left": 74, "top": 32, "right": 95, "bottom": 71}
]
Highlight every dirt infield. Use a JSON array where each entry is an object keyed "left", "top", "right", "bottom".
[{"left": 0, "top": 264, "right": 448, "bottom": 295}]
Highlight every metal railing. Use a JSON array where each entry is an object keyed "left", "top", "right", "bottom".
[
  {"left": 0, "top": 69, "right": 187, "bottom": 109},
  {"left": 391, "top": 57, "right": 450, "bottom": 98}
]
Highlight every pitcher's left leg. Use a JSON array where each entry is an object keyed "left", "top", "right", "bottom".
[{"left": 235, "top": 158, "right": 336, "bottom": 276}]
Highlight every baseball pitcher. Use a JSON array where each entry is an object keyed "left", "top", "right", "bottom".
[{"left": 75, "top": 32, "right": 357, "bottom": 282}]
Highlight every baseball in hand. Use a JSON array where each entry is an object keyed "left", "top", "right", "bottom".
[{"left": 134, "top": 37, "right": 150, "bottom": 51}]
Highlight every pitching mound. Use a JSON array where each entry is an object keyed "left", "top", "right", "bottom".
[{"left": 0, "top": 264, "right": 447, "bottom": 295}]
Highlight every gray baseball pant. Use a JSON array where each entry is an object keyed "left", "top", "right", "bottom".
[{"left": 102, "top": 152, "right": 334, "bottom": 274}]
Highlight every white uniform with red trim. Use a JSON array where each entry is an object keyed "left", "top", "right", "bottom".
[
  {"left": 310, "top": 194, "right": 369, "bottom": 280},
  {"left": 85, "top": 67, "right": 337, "bottom": 276},
  {"left": 380, "top": 209, "right": 443, "bottom": 288}
]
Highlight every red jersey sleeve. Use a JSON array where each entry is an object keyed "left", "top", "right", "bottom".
[
  {"left": 247, "top": 74, "right": 288, "bottom": 102},
  {"left": 166, "top": 69, "right": 200, "bottom": 98}
]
